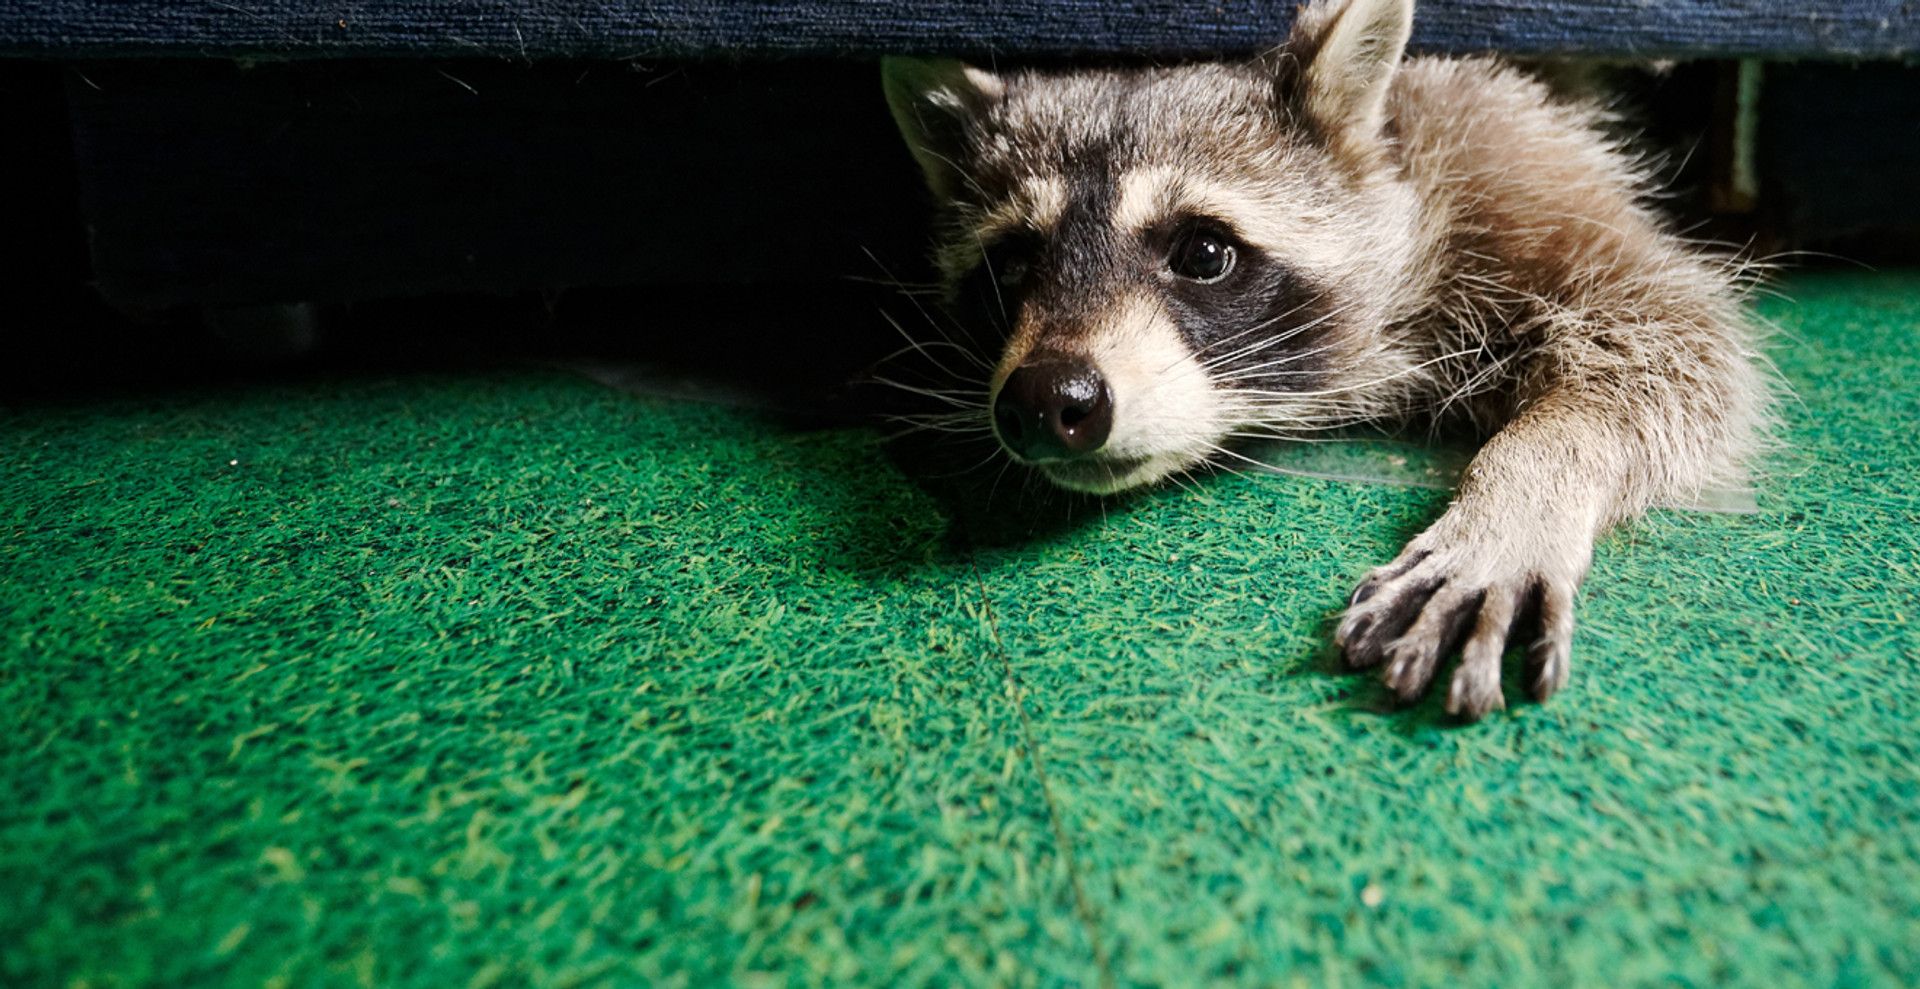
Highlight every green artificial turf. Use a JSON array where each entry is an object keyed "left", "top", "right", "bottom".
[{"left": 3, "top": 270, "right": 1917, "bottom": 988}]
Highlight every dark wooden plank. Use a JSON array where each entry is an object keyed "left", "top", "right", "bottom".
[{"left": 4, "top": 0, "right": 1916, "bottom": 61}]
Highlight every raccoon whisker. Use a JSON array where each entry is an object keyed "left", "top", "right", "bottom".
[
  {"left": 871, "top": 339, "right": 989, "bottom": 380},
  {"left": 1192, "top": 322, "right": 1319, "bottom": 374},
  {"left": 1160, "top": 317, "right": 1360, "bottom": 398},
  {"left": 1430, "top": 349, "right": 1517, "bottom": 421},
  {"left": 859, "top": 243, "right": 948, "bottom": 299},
  {"left": 991, "top": 457, "right": 1037, "bottom": 508},
  {"left": 1136, "top": 295, "right": 1320, "bottom": 382},
  {"left": 1220, "top": 346, "right": 1480, "bottom": 405},
  {"left": 845, "top": 274, "right": 944, "bottom": 297},
  {"left": 863, "top": 247, "right": 998, "bottom": 375},
  {"left": 876, "top": 343, "right": 990, "bottom": 378},
  {"left": 1190, "top": 301, "right": 1354, "bottom": 375},
  {"left": 882, "top": 408, "right": 992, "bottom": 428},
  {"left": 969, "top": 227, "right": 1016, "bottom": 332},
  {"left": 1187, "top": 439, "right": 1269, "bottom": 478},
  {"left": 1160, "top": 468, "right": 1207, "bottom": 496},
  {"left": 1205, "top": 461, "right": 1259, "bottom": 485},
  {"left": 1223, "top": 406, "right": 1382, "bottom": 431},
  {"left": 1233, "top": 376, "right": 1338, "bottom": 395},
  {"left": 1215, "top": 400, "right": 1383, "bottom": 428},
  {"left": 1222, "top": 408, "right": 1388, "bottom": 434},
  {"left": 1222, "top": 342, "right": 1343, "bottom": 379},
  {"left": 1222, "top": 413, "right": 1381, "bottom": 437},
  {"left": 1187, "top": 296, "right": 1340, "bottom": 366},
  {"left": 1204, "top": 443, "right": 1286, "bottom": 476},
  {"left": 879, "top": 409, "right": 993, "bottom": 431},
  {"left": 882, "top": 425, "right": 994, "bottom": 444},
  {"left": 883, "top": 403, "right": 989, "bottom": 418},
  {"left": 873, "top": 342, "right": 992, "bottom": 385},
  {"left": 1207, "top": 439, "right": 1387, "bottom": 482},
  {"left": 877, "top": 309, "right": 994, "bottom": 376},
  {"left": 880, "top": 421, "right": 991, "bottom": 442},
  {"left": 867, "top": 376, "right": 985, "bottom": 404},
  {"left": 1214, "top": 383, "right": 1378, "bottom": 407},
  {"left": 1221, "top": 426, "right": 1374, "bottom": 443},
  {"left": 900, "top": 337, "right": 991, "bottom": 357},
  {"left": 871, "top": 343, "right": 973, "bottom": 389},
  {"left": 960, "top": 446, "right": 1013, "bottom": 480},
  {"left": 868, "top": 375, "right": 989, "bottom": 410},
  {"left": 1221, "top": 395, "right": 1374, "bottom": 426},
  {"left": 850, "top": 256, "right": 946, "bottom": 294},
  {"left": 1220, "top": 393, "right": 1382, "bottom": 415},
  {"left": 1237, "top": 374, "right": 1332, "bottom": 388},
  {"left": 1147, "top": 306, "right": 1353, "bottom": 398},
  {"left": 911, "top": 441, "right": 1014, "bottom": 481},
  {"left": 888, "top": 385, "right": 987, "bottom": 401}
]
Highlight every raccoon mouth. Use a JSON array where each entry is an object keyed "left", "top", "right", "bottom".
[{"left": 1031, "top": 455, "right": 1154, "bottom": 494}]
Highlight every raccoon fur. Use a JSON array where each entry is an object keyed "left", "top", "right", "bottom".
[{"left": 880, "top": 0, "right": 1768, "bottom": 718}]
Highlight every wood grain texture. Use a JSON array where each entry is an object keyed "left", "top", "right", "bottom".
[{"left": 3, "top": 0, "right": 1916, "bottom": 60}]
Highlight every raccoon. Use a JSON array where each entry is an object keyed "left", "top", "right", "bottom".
[{"left": 880, "top": 0, "right": 1768, "bottom": 718}]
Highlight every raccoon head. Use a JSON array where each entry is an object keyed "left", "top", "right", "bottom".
[{"left": 882, "top": 0, "right": 1427, "bottom": 494}]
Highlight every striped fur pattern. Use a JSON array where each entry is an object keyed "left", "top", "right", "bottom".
[{"left": 881, "top": 0, "right": 1769, "bottom": 717}]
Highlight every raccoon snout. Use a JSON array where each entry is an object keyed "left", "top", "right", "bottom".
[{"left": 992, "top": 358, "right": 1114, "bottom": 462}]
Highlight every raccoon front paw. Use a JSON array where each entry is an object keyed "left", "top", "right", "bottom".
[{"left": 1334, "top": 537, "right": 1580, "bottom": 720}]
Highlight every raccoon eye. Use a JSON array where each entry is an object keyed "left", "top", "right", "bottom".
[
  {"left": 982, "top": 239, "right": 1036, "bottom": 290},
  {"left": 1169, "top": 231, "right": 1236, "bottom": 283}
]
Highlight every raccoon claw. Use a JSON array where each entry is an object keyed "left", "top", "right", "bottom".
[
  {"left": 1376, "top": 583, "right": 1485, "bottom": 702},
  {"left": 1522, "top": 580, "right": 1576, "bottom": 702},
  {"left": 1337, "top": 541, "right": 1580, "bottom": 720},
  {"left": 1346, "top": 549, "right": 1427, "bottom": 608}
]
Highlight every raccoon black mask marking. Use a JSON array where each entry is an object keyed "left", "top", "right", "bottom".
[{"left": 881, "top": 0, "right": 1769, "bottom": 718}]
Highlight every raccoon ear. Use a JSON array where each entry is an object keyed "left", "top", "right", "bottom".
[
  {"left": 881, "top": 56, "right": 1005, "bottom": 201},
  {"left": 1277, "top": 0, "right": 1414, "bottom": 157}
]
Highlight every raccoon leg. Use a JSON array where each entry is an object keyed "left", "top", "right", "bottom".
[{"left": 1336, "top": 405, "right": 1619, "bottom": 717}]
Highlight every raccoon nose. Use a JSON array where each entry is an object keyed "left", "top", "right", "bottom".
[{"left": 993, "top": 358, "right": 1114, "bottom": 461}]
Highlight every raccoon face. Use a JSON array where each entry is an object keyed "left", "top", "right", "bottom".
[
  {"left": 883, "top": 0, "right": 1422, "bottom": 494},
  {"left": 951, "top": 146, "right": 1346, "bottom": 494}
]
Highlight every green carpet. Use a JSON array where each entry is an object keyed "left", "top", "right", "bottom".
[{"left": 4, "top": 270, "right": 1917, "bottom": 989}]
